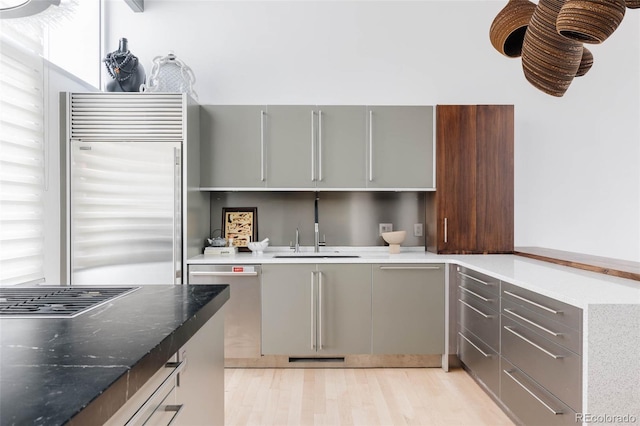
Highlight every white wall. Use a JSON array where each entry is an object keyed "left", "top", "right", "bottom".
[{"left": 104, "top": 0, "right": 640, "bottom": 262}]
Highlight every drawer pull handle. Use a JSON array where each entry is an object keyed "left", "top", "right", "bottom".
[
  {"left": 125, "top": 361, "right": 186, "bottom": 425},
  {"left": 458, "top": 272, "right": 492, "bottom": 287},
  {"left": 503, "top": 326, "right": 564, "bottom": 359},
  {"left": 503, "top": 290, "right": 562, "bottom": 315},
  {"left": 504, "top": 309, "right": 562, "bottom": 337},
  {"left": 458, "top": 285, "right": 493, "bottom": 302},
  {"left": 164, "top": 404, "right": 185, "bottom": 425},
  {"left": 379, "top": 266, "right": 441, "bottom": 270},
  {"left": 458, "top": 332, "right": 492, "bottom": 358},
  {"left": 458, "top": 299, "right": 495, "bottom": 319},
  {"left": 503, "top": 369, "right": 563, "bottom": 415},
  {"left": 189, "top": 271, "right": 258, "bottom": 277}
]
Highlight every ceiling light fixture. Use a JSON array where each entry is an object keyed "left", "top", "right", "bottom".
[
  {"left": 490, "top": 0, "right": 637, "bottom": 97},
  {"left": 0, "top": 0, "right": 60, "bottom": 19}
]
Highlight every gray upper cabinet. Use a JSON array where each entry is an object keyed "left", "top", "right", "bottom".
[
  {"left": 264, "top": 105, "right": 316, "bottom": 188},
  {"left": 200, "top": 105, "right": 266, "bottom": 189},
  {"left": 200, "top": 105, "right": 434, "bottom": 190},
  {"left": 315, "top": 106, "right": 367, "bottom": 188},
  {"left": 366, "top": 106, "right": 435, "bottom": 189}
]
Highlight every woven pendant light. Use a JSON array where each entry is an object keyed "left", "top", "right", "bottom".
[
  {"left": 521, "top": 0, "right": 583, "bottom": 97},
  {"left": 489, "top": 0, "right": 537, "bottom": 57},
  {"left": 626, "top": 0, "right": 640, "bottom": 8},
  {"left": 556, "top": 0, "right": 626, "bottom": 44},
  {"left": 575, "top": 47, "right": 593, "bottom": 77}
]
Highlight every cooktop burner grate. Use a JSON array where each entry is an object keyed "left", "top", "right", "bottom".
[{"left": 0, "top": 286, "right": 139, "bottom": 318}]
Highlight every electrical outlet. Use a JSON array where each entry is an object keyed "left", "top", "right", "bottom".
[
  {"left": 414, "top": 223, "right": 423, "bottom": 237},
  {"left": 379, "top": 223, "right": 393, "bottom": 235}
]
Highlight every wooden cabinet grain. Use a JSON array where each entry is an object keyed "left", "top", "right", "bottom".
[{"left": 427, "top": 105, "right": 514, "bottom": 254}]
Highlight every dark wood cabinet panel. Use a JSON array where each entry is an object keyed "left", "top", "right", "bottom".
[{"left": 428, "top": 105, "right": 513, "bottom": 254}]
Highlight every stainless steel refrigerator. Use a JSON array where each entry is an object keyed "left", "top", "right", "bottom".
[
  {"left": 65, "top": 92, "right": 200, "bottom": 286},
  {"left": 70, "top": 140, "right": 182, "bottom": 285}
]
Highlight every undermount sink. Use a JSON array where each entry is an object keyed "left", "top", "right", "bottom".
[{"left": 273, "top": 254, "right": 360, "bottom": 258}]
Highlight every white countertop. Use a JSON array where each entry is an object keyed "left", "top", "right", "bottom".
[{"left": 188, "top": 247, "right": 640, "bottom": 309}]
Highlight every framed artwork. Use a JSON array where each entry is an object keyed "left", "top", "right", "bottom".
[{"left": 222, "top": 207, "right": 258, "bottom": 251}]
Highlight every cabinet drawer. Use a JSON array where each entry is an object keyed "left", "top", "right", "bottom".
[
  {"left": 458, "top": 329, "right": 499, "bottom": 397},
  {"left": 457, "top": 295, "right": 499, "bottom": 351},
  {"left": 501, "top": 282, "right": 582, "bottom": 332},
  {"left": 501, "top": 358, "right": 577, "bottom": 426},
  {"left": 457, "top": 278, "right": 500, "bottom": 312},
  {"left": 502, "top": 299, "right": 581, "bottom": 355},
  {"left": 501, "top": 316, "right": 581, "bottom": 412},
  {"left": 457, "top": 267, "right": 500, "bottom": 297}
]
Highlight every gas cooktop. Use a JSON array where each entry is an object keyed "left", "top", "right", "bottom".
[{"left": 0, "top": 286, "right": 139, "bottom": 318}]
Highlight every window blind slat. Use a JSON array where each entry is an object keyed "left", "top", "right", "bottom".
[{"left": 0, "top": 31, "right": 45, "bottom": 285}]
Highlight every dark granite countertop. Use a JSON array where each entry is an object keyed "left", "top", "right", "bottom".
[{"left": 0, "top": 284, "right": 229, "bottom": 426}]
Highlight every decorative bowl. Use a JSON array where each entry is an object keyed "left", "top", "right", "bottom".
[
  {"left": 381, "top": 231, "right": 407, "bottom": 254},
  {"left": 247, "top": 240, "right": 269, "bottom": 254}
]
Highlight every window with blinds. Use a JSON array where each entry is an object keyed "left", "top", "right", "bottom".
[{"left": 0, "top": 29, "right": 45, "bottom": 285}]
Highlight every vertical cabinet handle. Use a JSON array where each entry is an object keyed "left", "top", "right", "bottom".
[
  {"left": 310, "top": 271, "right": 316, "bottom": 350},
  {"left": 443, "top": 218, "right": 448, "bottom": 243},
  {"left": 318, "top": 271, "right": 323, "bottom": 350},
  {"left": 260, "top": 110, "right": 265, "bottom": 182},
  {"left": 318, "top": 110, "right": 323, "bottom": 182},
  {"left": 311, "top": 110, "right": 316, "bottom": 182},
  {"left": 368, "top": 110, "right": 373, "bottom": 182}
]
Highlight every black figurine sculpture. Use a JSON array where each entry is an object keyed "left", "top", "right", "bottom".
[{"left": 103, "top": 38, "right": 146, "bottom": 92}]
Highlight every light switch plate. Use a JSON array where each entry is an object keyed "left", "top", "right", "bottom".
[
  {"left": 414, "top": 223, "right": 423, "bottom": 237},
  {"left": 379, "top": 223, "right": 393, "bottom": 235}
]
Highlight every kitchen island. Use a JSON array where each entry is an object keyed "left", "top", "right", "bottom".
[{"left": 0, "top": 284, "right": 229, "bottom": 426}]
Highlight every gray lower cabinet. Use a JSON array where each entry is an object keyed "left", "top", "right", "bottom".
[
  {"left": 371, "top": 263, "right": 445, "bottom": 354},
  {"left": 261, "top": 263, "right": 371, "bottom": 356},
  {"left": 456, "top": 266, "right": 500, "bottom": 397},
  {"left": 366, "top": 106, "right": 435, "bottom": 189},
  {"left": 500, "top": 281, "right": 583, "bottom": 425},
  {"left": 501, "top": 358, "right": 577, "bottom": 426},
  {"left": 200, "top": 105, "right": 267, "bottom": 188}
]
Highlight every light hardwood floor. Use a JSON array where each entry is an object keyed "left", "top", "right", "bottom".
[{"left": 225, "top": 368, "right": 514, "bottom": 426}]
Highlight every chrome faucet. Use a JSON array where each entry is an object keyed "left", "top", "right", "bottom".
[
  {"left": 290, "top": 228, "right": 300, "bottom": 252},
  {"left": 314, "top": 193, "right": 326, "bottom": 252}
]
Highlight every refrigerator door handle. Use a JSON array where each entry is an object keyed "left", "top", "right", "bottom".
[{"left": 173, "top": 147, "right": 182, "bottom": 284}]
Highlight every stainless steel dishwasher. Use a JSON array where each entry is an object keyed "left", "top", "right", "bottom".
[{"left": 188, "top": 264, "right": 261, "bottom": 359}]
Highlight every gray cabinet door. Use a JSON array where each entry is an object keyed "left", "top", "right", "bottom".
[
  {"left": 366, "top": 106, "right": 435, "bottom": 189},
  {"left": 265, "top": 105, "right": 316, "bottom": 188},
  {"left": 200, "top": 105, "right": 266, "bottom": 188},
  {"left": 372, "top": 263, "right": 445, "bottom": 354},
  {"left": 261, "top": 264, "right": 316, "bottom": 355},
  {"left": 262, "top": 264, "right": 371, "bottom": 356},
  {"left": 317, "top": 264, "right": 371, "bottom": 355},
  {"left": 316, "top": 106, "right": 367, "bottom": 188}
]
